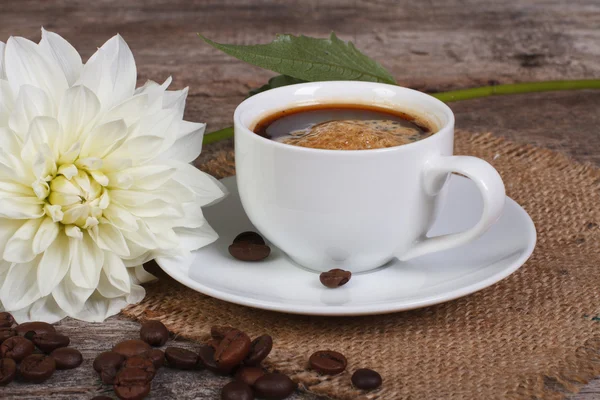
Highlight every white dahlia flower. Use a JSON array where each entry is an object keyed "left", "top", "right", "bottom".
[{"left": 0, "top": 29, "right": 226, "bottom": 323}]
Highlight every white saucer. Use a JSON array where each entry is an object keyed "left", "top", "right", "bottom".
[{"left": 157, "top": 176, "right": 536, "bottom": 316}]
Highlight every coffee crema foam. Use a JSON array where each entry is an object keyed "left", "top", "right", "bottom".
[{"left": 279, "top": 120, "right": 426, "bottom": 150}]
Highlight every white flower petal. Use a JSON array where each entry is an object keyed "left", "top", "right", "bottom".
[
  {"left": 21, "top": 116, "right": 61, "bottom": 164},
  {"left": 174, "top": 223, "right": 218, "bottom": 252},
  {"left": 0, "top": 80, "right": 14, "bottom": 127},
  {"left": 39, "top": 28, "right": 83, "bottom": 86},
  {"left": 0, "top": 181, "right": 34, "bottom": 196},
  {"left": 98, "top": 251, "right": 130, "bottom": 297},
  {"left": 134, "top": 77, "right": 171, "bottom": 112},
  {"left": 65, "top": 225, "right": 82, "bottom": 239},
  {"left": 0, "top": 218, "right": 25, "bottom": 256},
  {"left": 162, "top": 86, "right": 188, "bottom": 118},
  {"left": 1, "top": 257, "right": 42, "bottom": 310},
  {"left": 129, "top": 266, "right": 157, "bottom": 285},
  {"left": 52, "top": 273, "right": 94, "bottom": 316},
  {"left": 100, "top": 94, "right": 148, "bottom": 126},
  {"left": 0, "top": 197, "right": 44, "bottom": 219},
  {"left": 44, "top": 204, "right": 63, "bottom": 222},
  {"left": 89, "top": 222, "right": 130, "bottom": 257},
  {"left": 57, "top": 163, "right": 78, "bottom": 179},
  {"left": 3, "top": 217, "right": 43, "bottom": 262},
  {"left": 126, "top": 283, "right": 145, "bottom": 304},
  {"left": 32, "top": 216, "right": 59, "bottom": 254},
  {"left": 105, "top": 135, "right": 165, "bottom": 165},
  {"left": 8, "top": 84, "right": 53, "bottom": 138},
  {"left": 169, "top": 161, "right": 227, "bottom": 206},
  {"left": 11, "top": 295, "right": 67, "bottom": 324},
  {"left": 4, "top": 36, "right": 68, "bottom": 101},
  {"left": 69, "top": 232, "right": 103, "bottom": 289},
  {"left": 36, "top": 232, "right": 69, "bottom": 296},
  {"left": 58, "top": 85, "right": 100, "bottom": 151},
  {"left": 156, "top": 121, "right": 206, "bottom": 163},
  {"left": 122, "top": 220, "right": 158, "bottom": 250},
  {"left": 80, "top": 119, "right": 128, "bottom": 159},
  {"left": 103, "top": 204, "right": 138, "bottom": 232},
  {"left": 124, "top": 165, "right": 176, "bottom": 191},
  {"left": 72, "top": 291, "right": 128, "bottom": 322}
]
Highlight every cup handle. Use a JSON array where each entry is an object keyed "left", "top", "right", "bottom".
[{"left": 400, "top": 155, "right": 506, "bottom": 261}]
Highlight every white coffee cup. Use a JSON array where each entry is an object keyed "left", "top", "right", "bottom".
[{"left": 234, "top": 81, "right": 505, "bottom": 273}]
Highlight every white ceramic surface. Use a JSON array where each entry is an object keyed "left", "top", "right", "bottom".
[
  {"left": 234, "top": 81, "right": 506, "bottom": 273},
  {"left": 156, "top": 176, "right": 536, "bottom": 316}
]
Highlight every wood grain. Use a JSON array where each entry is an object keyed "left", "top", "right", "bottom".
[{"left": 0, "top": 0, "right": 598, "bottom": 398}]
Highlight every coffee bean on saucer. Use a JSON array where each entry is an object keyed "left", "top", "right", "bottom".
[
  {"left": 319, "top": 269, "right": 352, "bottom": 288},
  {"left": 235, "top": 365, "right": 266, "bottom": 386},
  {"left": 113, "top": 339, "right": 151, "bottom": 358},
  {"left": 140, "top": 320, "right": 169, "bottom": 346},
  {"left": 141, "top": 349, "right": 165, "bottom": 369},
  {"left": 244, "top": 334, "right": 273, "bottom": 366},
  {"left": 31, "top": 332, "right": 70, "bottom": 353},
  {"left": 233, "top": 231, "right": 266, "bottom": 245},
  {"left": 215, "top": 329, "right": 251, "bottom": 370},
  {"left": 221, "top": 380, "right": 254, "bottom": 400},
  {"left": 165, "top": 347, "right": 198, "bottom": 370},
  {"left": 0, "top": 358, "right": 16, "bottom": 385},
  {"left": 198, "top": 344, "right": 231, "bottom": 375},
  {"left": 254, "top": 373, "right": 297, "bottom": 400},
  {"left": 229, "top": 242, "right": 271, "bottom": 262},
  {"left": 1, "top": 336, "right": 34, "bottom": 362},
  {"left": 0, "top": 328, "right": 16, "bottom": 344},
  {"left": 0, "top": 312, "right": 14, "bottom": 328},
  {"left": 211, "top": 325, "right": 237, "bottom": 340},
  {"left": 113, "top": 367, "right": 152, "bottom": 400},
  {"left": 94, "top": 351, "right": 126, "bottom": 373},
  {"left": 15, "top": 321, "right": 56, "bottom": 336},
  {"left": 351, "top": 368, "right": 382, "bottom": 390},
  {"left": 309, "top": 350, "right": 347, "bottom": 375},
  {"left": 51, "top": 347, "right": 83, "bottom": 370},
  {"left": 20, "top": 354, "right": 56, "bottom": 383}
]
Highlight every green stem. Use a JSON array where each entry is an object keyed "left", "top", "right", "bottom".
[{"left": 202, "top": 79, "right": 600, "bottom": 144}]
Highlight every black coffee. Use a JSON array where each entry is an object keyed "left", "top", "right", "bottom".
[{"left": 254, "top": 104, "right": 434, "bottom": 150}]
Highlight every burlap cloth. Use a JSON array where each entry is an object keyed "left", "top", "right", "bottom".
[{"left": 123, "top": 132, "right": 600, "bottom": 400}]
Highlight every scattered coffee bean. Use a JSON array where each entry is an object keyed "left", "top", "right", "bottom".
[
  {"left": 211, "top": 325, "right": 237, "bottom": 340},
  {"left": 31, "top": 332, "right": 70, "bottom": 353},
  {"left": 0, "top": 328, "right": 16, "bottom": 344},
  {"left": 94, "top": 351, "right": 126, "bottom": 373},
  {"left": 0, "top": 312, "right": 14, "bottom": 328},
  {"left": 351, "top": 368, "right": 382, "bottom": 390},
  {"left": 141, "top": 349, "right": 165, "bottom": 369},
  {"left": 198, "top": 344, "right": 231, "bottom": 375},
  {"left": 165, "top": 347, "right": 198, "bottom": 370},
  {"left": 207, "top": 339, "right": 221, "bottom": 349},
  {"left": 309, "top": 350, "right": 347, "bottom": 375},
  {"left": 1, "top": 336, "right": 35, "bottom": 362},
  {"left": 19, "top": 354, "right": 56, "bottom": 383},
  {"left": 319, "top": 269, "right": 352, "bottom": 288},
  {"left": 235, "top": 366, "right": 266, "bottom": 386},
  {"left": 123, "top": 356, "right": 156, "bottom": 381},
  {"left": 215, "top": 329, "right": 251, "bottom": 370},
  {"left": 244, "top": 334, "right": 273, "bottom": 366},
  {"left": 233, "top": 231, "right": 266, "bottom": 245},
  {"left": 15, "top": 321, "right": 56, "bottom": 336},
  {"left": 139, "top": 320, "right": 169, "bottom": 347},
  {"left": 254, "top": 373, "right": 297, "bottom": 400},
  {"left": 100, "top": 366, "right": 119, "bottom": 385},
  {"left": 51, "top": 347, "right": 83, "bottom": 370},
  {"left": 113, "top": 339, "right": 151, "bottom": 358},
  {"left": 113, "top": 367, "right": 152, "bottom": 400},
  {"left": 91, "top": 396, "right": 113, "bottom": 400},
  {"left": 221, "top": 380, "right": 254, "bottom": 400},
  {"left": 228, "top": 240, "right": 271, "bottom": 262},
  {"left": 0, "top": 358, "right": 16, "bottom": 385}
]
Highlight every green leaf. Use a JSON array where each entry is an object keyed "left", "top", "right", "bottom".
[
  {"left": 200, "top": 32, "right": 396, "bottom": 85},
  {"left": 248, "top": 75, "right": 307, "bottom": 97}
]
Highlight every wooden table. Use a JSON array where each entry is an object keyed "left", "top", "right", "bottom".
[{"left": 0, "top": 1, "right": 599, "bottom": 398}]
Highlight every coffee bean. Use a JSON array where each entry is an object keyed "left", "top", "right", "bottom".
[
  {"left": 100, "top": 366, "right": 119, "bottom": 385},
  {"left": 309, "top": 350, "right": 347, "bottom": 375},
  {"left": 0, "top": 328, "right": 16, "bottom": 344},
  {"left": 123, "top": 356, "right": 156, "bottom": 381},
  {"left": 141, "top": 349, "right": 165, "bottom": 369},
  {"left": 221, "top": 380, "right": 253, "bottom": 400},
  {"left": 91, "top": 396, "right": 113, "bottom": 400},
  {"left": 233, "top": 231, "right": 266, "bottom": 245},
  {"left": 211, "top": 325, "right": 237, "bottom": 340},
  {"left": 113, "top": 339, "right": 151, "bottom": 358},
  {"left": 0, "top": 358, "right": 16, "bottom": 385},
  {"left": 0, "top": 312, "right": 14, "bottom": 328},
  {"left": 228, "top": 242, "right": 271, "bottom": 261},
  {"left": 351, "top": 368, "right": 382, "bottom": 390},
  {"left": 207, "top": 339, "right": 221, "bottom": 349},
  {"left": 215, "top": 330, "right": 251, "bottom": 370},
  {"left": 31, "top": 332, "right": 70, "bottom": 353},
  {"left": 113, "top": 367, "right": 152, "bottom": 400},
  {"left": 165, "top": 347, "right": 198, "bottom": 370},
  {"left": 235, "top": 366, "right": 266, "bottom": 386},
  {"left": 244, "top": 334, "right": 273, "bottom": 366},
  {"left": 139, "top": 320, "right": 169, "bottom": 347},
  {"left": 319, "top": 269, "right": 352, "bottom": 288},
  {"left": 94, "top": 351, "right": 126, "bottom": 373},
  {"left": 198, "top": 344, "right": 231, "bottom": 375},
  {"left": 51, "top": 347, "right": 83, "bottom": 370},
  {"left": 254, "top": 373, "right": 297, "bottom": 400},
  {"left": 19, "top": 354, "right": 56, "bottom": 383},
  {"left": 15, "top": 321, "right": 56, "bottom": 336},
  {"left": 1, "top": 336, "right": 34, "bottom": 362}
]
